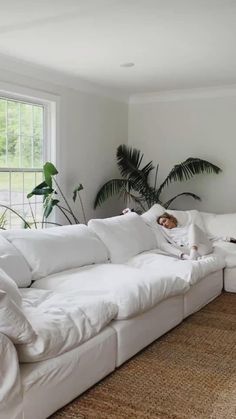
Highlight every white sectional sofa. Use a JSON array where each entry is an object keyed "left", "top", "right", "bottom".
[{"left": 0, "top": 205, "right": 235, "bottom": 419}]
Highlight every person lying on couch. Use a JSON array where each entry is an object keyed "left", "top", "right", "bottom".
[{"left": 157, "top": 212, "right": 213, "bottom": 260}]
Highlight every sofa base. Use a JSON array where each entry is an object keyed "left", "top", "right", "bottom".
[
  {"left": 224, "top": 267, "right": 236, "bottom": 292},
  {"left": 21, "top": 327, "right": 116, "bottom": 419},
  {"left": 111, "top": 295, "right": 184, "bottom": 367},
  {"left": 184, "top": 270, "right": 223, "bottom": 318}
]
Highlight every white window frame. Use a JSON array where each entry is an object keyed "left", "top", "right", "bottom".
[{"left": 0, "top": 81, "right": 59, "bottom": 226}]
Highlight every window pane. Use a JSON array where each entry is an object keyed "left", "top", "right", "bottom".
[
  {"left": 0, "top": 172, "right": 10, "bottom": 229},
  {"left": 8, "top": 134, "right": 20, "bottom": 168},
  {"left": 0, "top": 99, "right": 6, "bottom": 135},
  {"left": 34, "top": 136, "right": 43, "bottom": 168},
  {"left": 0, "top": 97, "right": 45, "bottom": 228},
  {"left": 0, "top": 172, "right": 9, "bottom": 205},
  {"left": 0, "top": 134, "right": 6, "bottom": 167},
  {"left": 20, "top": 103, "right": 32, "bottom": 137},
  {"left": 33, "top": 106, "right": 43, "bottom": 137},
  {"left": 21, "top": 135, "right": 33, "bottom": 168},
  {"left": 7, "top": 100, "right": 19, "bottom": 137}
]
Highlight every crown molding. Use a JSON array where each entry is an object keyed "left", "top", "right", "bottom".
[
  {"left": 0, "top": 53, "right": 129, "bottom": 103},
  {"left": 129, "top": 84, "right": 236, "bottom": 104}
]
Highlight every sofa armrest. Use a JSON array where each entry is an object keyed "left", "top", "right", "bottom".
[{"left": 0, "top": 332, "right": 23, "bottom": 419}]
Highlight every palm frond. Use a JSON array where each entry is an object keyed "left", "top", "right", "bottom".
[
  {"left": 158, "top": 158, "right": 221, "bottom": 196},
  {"left": 94, "top": 178, "right": 132, "bottom": 209},
  {"left": 153, "top": 164, "right": 159, "bottom": 190},
  {"left": 116, "top": 144, "right": 154, "bottom": 187},
  {"left": 164, "top": 192, "right": 201, "bottom": 209}
]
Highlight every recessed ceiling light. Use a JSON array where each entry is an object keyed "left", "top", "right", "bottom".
[{"left": 120, "top": 62, "right": 135, "bottom": 68}]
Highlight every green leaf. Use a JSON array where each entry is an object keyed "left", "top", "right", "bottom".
[
  {"left": 43, "top": 162, "right": 58, "bottom": 188},
  {"left": 72, "top": 184, "right": 84, "bottom": 202},
  {"left": 43, "top": 197, "right": 60, "bottom": 219},
  {"left": 164, "top": 192, "right": 201, "bottom": 209},
  {"left": 158, "top": 158, "right": 222, "bottom": 196},
  {"left": 94, "top": 178, "right": 132, "bottom": 209},
  {"left": 27, "top": 181, "right": 53, "bottom": 198}
]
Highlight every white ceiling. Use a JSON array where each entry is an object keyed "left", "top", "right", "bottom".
[{"left": 0, "top": 0, "right": 236, "bottom": 95}]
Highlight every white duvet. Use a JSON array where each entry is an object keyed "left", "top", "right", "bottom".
[
  {"left": 31, "top": 264, "right": 189, "bottom": 320},
  {"left": 17, "top": 288, "right": 117, "bottom": 362},
  {"left": 126, "top": 250, "right": 225, "bottom": 285}
]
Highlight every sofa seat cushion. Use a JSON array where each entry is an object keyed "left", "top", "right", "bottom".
[
  {"left": 3, "top": 225, "right": 109, "bottom": 281},
  {"left": 31, "top": 264, "right": 189, "bottom": 320},
  {"left": 126, "top": 250, "right": 225, "bottom": 286},
  {"left": 88, "top": 212, "right": 157, "bottom": 263},
  {"left": 213, "top": 241, "right": 236, "bottom": 268},
  {"left": 17, "top": 288, "right": 117, "bottom": 362},
  {"left": 224, "top": 267, "right": 236, "bottom": 292}
]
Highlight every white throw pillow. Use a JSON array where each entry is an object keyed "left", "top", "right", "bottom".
[
  {"left": 0, "top": 291, "right": 35, "bottom": 344},
  {"left": 0, "top": 268, "right": 22, "bottom": 306},
  {"left": 4, "top": 224, "right": 109, "bottom": 281},
  {"left": 141, "top": 204, "right": 189, "bottom": 226},
  {"left": 0, "top": 235, "right": 32, "bottom": 287},
  {"left": 141, "top": 203, "right": 166, "bottom": 225},
  {"left": 88, "top": 212, "right": 157, "bottom": 263}
]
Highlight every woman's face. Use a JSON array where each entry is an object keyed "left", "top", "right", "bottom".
[{"left": 158, "top": 217, "right": 177, "bottom": 229}]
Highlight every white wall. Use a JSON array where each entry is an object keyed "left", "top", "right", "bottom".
[
  {"left": 0, "top": 56, "right": 128, "bottom": 221},
  {"left": 129, "top": 89, "right": 236, "bottom": 213}
]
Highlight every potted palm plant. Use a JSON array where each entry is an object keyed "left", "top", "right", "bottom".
[{"left": 94, "top": 144, "right": 222, "bottom": 212}]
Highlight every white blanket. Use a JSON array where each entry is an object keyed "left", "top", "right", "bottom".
[
  {"left": 31, "top": 264, "right": 189, "bottom": 320},
  {"left": 126, "top": 250, "right": 225, "bottom": 285},
  {"left": 17, "top": 288, "right": 117, "bottom": 362}
]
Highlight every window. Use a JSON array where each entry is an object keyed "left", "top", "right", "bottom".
[{"left": 0, "top": 96, "right": 46, "bottom": 228}]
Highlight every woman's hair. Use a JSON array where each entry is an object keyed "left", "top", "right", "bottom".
[{"left": 157, "top": 212, "right": 178, "bottom": 226}]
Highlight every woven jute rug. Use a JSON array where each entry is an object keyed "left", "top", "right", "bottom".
[{"left": 51, "top": 292, "right": 236, "bottom": 419}]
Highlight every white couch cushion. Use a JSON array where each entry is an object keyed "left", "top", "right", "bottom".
[
  {"left": 0, "top": 268, "right": 22, "bottom": 306},
  {"left": 224, "top": 267, "right": 236, "bottom": 292},
  {"left": 17, "top": 288, "right": 117, "bottom": 362},
  {"left": 31, "top": 264, "right": 189, "bottom": 319},
  {"left": 88, "top": 212, "right": 157, "bottom": 263},
  {"left": 201, "top": 212, "right": 236, "bottom": 238},
  {"left": 126, "top": 250, "right": 225, "bottom": 286},
  {"left": 213, "top": 241, "right": 236, "bottom": 268},
  {"left": 0, "top": 292, "right": 36, "bottom": 344},
  {"left": 0, "top": 235, "right": 32, "bottom": 287},
  {"left": 141, "top": 204, "right": 189, "bottom": 226},
  {"left": 141, "top": 204, "right": 205, "bottom": 229},
  {"left": 3, "top": 224, "right": 108, "bottom": 281},
  {"left": 0, "top": 268, "right": 35, "bottom": 344}
]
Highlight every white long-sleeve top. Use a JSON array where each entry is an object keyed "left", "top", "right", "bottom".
[
  {"left": 152, "top": 224, "right": 184, "bottom": 258},
  {"left": 153, "top": 223, "right": 227, "bottom": 258},
  {"left": 160, "top": 225, "right": 190, "bottom": 247}
]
